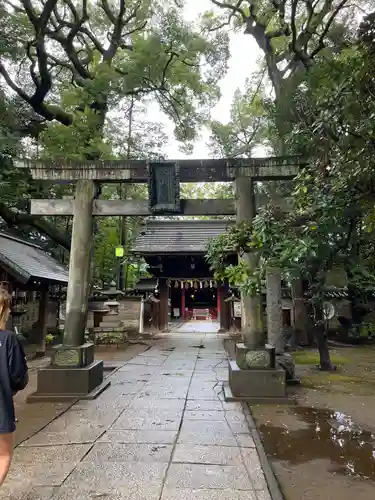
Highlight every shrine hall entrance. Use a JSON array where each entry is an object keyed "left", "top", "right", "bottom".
[
  {"left": 131, "top": 220, "right": 236, "bottom": 333},
  {"left": 170, "top": 280, "right": 220, "bottom": 322}
]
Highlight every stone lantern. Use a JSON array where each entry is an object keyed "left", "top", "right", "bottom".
[{"left": 101, "top": 281, "right": 125, "bottom": 315}]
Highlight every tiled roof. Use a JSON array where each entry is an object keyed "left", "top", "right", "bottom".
[
  {"left": 0, "top": 232, "right": 69, "bottom": 284},
  {"left": 133, "top": 278, "right": 158, "bottom": 292},
  {"left": 131, "top": 219, "right": 235, "bottom": 254}
]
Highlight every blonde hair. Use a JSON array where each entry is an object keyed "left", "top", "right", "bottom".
[{"left": 0, "top": 288, "right": 11, "bottom": 330}]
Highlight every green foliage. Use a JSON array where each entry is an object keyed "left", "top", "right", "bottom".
[
  {"left": 45, "top": 333, "right": 54, "bottom": 345},
  {"left": 208, "top": 0, "right": 365, "bottom": 155},
  {"left": 180, "top": 181, "right": 234, "bottom": 220},
  {"left": 181, "top": 182, "right": 233, "bottom": 199},
  {"left": 208, "top": 0, "right": 360, "bottom": 72},
  {"left": 1, "top": 0, "right": 230, "bottom": 143},
  {"left": 205, "top": 221, "right": 262, "bottom": 293},
  {"left": 105, "top": 99, "right": 168, "bottom": 160},
  {"left": 283, "top": 14, "right": 375, "bottom": 286},
  {"left": 40, "top": 109, "right": 114, "bottom": 161},
  {"left": 206, "top": 11, "right": 375, "bottom": 318},
  {"left": 209, "top": 73, "right": 271, "bottom": 158},
  {"left": 93, "top": 216, "right": 119, "bottom": 287}
]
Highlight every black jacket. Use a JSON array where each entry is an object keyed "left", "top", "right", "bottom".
[{"left": 0, "top": 330, "right": 28, "bottom": 434}]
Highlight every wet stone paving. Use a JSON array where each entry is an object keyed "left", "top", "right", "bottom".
[{"left": 3, "top": 335, "right": 271, "bottom": 500}]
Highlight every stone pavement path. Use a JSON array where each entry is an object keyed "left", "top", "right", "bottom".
[
  {"left": 2, "top": 336, "right": 271, "bottom": 500},
  {"left": 167, "top": 321, "right": 221, "bottom": 334},
  {"left": 13, "top": 343, "right": 149, "bottom": 448}
]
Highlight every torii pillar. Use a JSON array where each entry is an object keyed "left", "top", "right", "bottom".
[
  {"left": 25, "top": 177, "right": 109, "bottom": 402},
  {"left": 226, "top": 171, "right": 289, "bottom": 403},
  {"left": 235, "top": 177, "right": 263, "bottom": 349},
  {"left": 64, "top": 180, "right": 95, "bottom": 345}
]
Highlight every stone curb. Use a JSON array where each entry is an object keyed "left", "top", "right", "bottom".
[{"left": 241, "top": 402, "right": 284, "bottom": 500}]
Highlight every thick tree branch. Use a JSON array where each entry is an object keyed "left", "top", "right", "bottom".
[
  {"left": 15, "top": 0, "right": 74, "bottom": 118},
  {"left": 310, "top": 0, "right": 350, "bottom": 58},
  {"left": 100, "top": 0, "right": 117, "bottom": 24},
  {"left": 0, "top": 202, "right": 71, "bottom": 250},
  {"left": 161, "top": 45, "right": 179, "bottom": 87},
  {"left": 210, "top": 0, "right": 247, "bottom": 22},
  {"left": 20, "top": 0, "right": 57, "bottom": 104},
  {"left": 290, "top": 0, "right": 312, "bottom": 68},
  {"left": 0, "top": 62, "right": 30, "bottom": 103},
  {"left": 0, "top": 61, "right": 73, "bottom": 125},
  {"left": 48, "top": 1, "right": 91, "bottom": 79},
  {"left": 295, "top": 0, "right": 335, "bottom": 60},
  {"left": 103, "top": 0, "right": 145, "bottom": 63},
  {"left": 26, "top": 41, "right": 39, "bottom": 87},
  {"left": 39, "top": 0, "right": 59, "bottom": 29},
  {"left": 103, "top": 0, "right": 127, "bottom": 62},
  {"left": 51, "top": 5, "right": 105, "bottom": 54},
  {"left": 20, "top": 0, "right": 37, "bottom": 25}
]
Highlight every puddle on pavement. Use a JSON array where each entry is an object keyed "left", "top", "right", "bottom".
[{"left": 259, "top": 406, "right": 375, "bottom": 481}]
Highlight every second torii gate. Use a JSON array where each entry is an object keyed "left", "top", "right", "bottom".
[{"left": 16, "top": 156, "right": 303, "bottom": 401}]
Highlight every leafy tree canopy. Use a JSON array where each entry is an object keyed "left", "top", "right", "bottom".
[
  {"left": 0, "top": 0, "right": 230, "bottom": 250},
  {"left": 206, "top": 10, "right": 375, "bottom": 303},
  {"left": 0, "top": 0, "right": 229, "bottom": 144},
  {"left": 207, "top": 0, "right": 368, "bottom": 150},
  {"left": 209, "top": 70, "right": 272, "bottom": 158}
]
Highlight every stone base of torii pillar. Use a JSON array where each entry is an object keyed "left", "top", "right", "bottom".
[
  {"left": 27, "top": 343, "right": 110, "bottom": 403},
  {"left": 223, "top": 342, "right": 294, "bottom": 404}
]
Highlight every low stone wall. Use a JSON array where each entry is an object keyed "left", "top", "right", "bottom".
[
  {"left": 58, "top": 297, "right": 143, "bottom": 345},
  {"left": 93, "top": 327, "right": 128, "bottom": 346},
  {"left": 93, "top": 297, "right": 143, "bottom": 344},
  {"left": 117, "top": 297, "right": 142, "bottom": 334}
]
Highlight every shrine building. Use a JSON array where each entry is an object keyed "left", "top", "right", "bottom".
[{"left": 131, "top": 219, "right": 236, "bottom": 331}]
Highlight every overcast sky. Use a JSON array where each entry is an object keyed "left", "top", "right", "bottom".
[{"left": 147, "top": 0, "right": 261, "bottom": 159}]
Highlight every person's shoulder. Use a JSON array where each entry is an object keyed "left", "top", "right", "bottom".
[{"left": 0, "top": 330, "right": 18, "bottom": 345}]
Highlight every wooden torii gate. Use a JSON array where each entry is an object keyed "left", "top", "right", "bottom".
[{"left": 16, "top": 156, "right": 303, "bottom": 401}]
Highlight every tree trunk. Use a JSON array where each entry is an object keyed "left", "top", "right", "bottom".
[
  {"left": 346, "top": 262, "right": 364, "bottom": 329},
  {"left": 291, "top": 277, "right": 309, "bottom": 346},
  {"left": 312, "top": 301, "right": 336, "bottom": 371}
]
